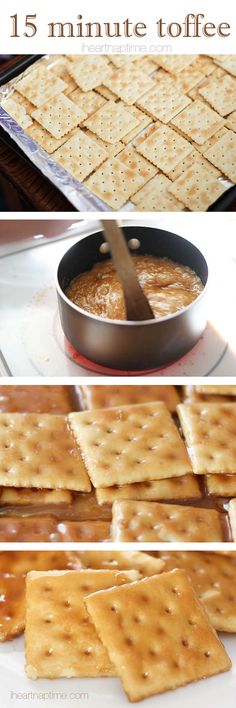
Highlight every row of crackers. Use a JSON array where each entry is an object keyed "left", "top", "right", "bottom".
[
  {"left": 1, "top": 384, "right": 236, "bottom": 541},
  {"left": 1, "top": 54, "right": 236, "bottom": 211},
  {"left": 0, "top": 549, "right": 236, "bottom": 701}
]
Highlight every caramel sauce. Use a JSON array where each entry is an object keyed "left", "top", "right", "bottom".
[{"left": 65, "top": 256, "right": 204, "bottom": 321}]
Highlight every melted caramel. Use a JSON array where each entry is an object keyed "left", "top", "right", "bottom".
[{"left": 65, "top": 256, "right": 204, "bottom": 320}]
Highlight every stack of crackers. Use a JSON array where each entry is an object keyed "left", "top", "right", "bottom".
[
  {"left": 1, "top": 384, "right": 236, "bottom": 542},
  {"left": 0, "top": 550, "right": 235, "bottom": 702},
  {"left": 1, "top": 54, "right": 236, "bottom": 211}
]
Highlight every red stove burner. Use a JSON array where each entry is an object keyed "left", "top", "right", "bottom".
[{"left": 65, "top": 338, "right": 177, "bottom": 376}]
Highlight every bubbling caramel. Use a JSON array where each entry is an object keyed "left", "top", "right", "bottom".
[{"left": 65, "top": 255, "right": 204, "bottom": 321}]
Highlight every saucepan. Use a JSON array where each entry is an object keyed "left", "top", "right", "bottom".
[{"left": 56, "top": 225, "right": 209, "bottom": 371}]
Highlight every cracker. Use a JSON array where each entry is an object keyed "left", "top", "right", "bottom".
[
  {"left": 169, "top": 150, "right": 221, "bottom": 181},
  {"left": 225, "top": 112, "right": 236, "bottom": 132},
  {"left": 111, "top": 500, "right": 224, "bottom": 542},
  {"left": 32, "top": 94, "right": 86, "bottom": 139},
  {"left": 69, "top": 88, "right": 106, "bottom": 117},
  {"left": 25, "top": 568, "right": 136, "bottom": 678},
  {"left": 27, "top": 120, "right": 76, "bottom": 153},
  {"left": 0, "top": 575, "right": 25, "bottom": 641},
  {"left": 11, "top": 90, "right": 35, "bottom": 115},
  {"left": 0, "top": 550, "right": 79, "bottom": 576},
  {"left": 196, "top": 385, "right": 236, "bottom": 395},
  {"left": 178, "top": 402, "right": 236, "bottom": 474},
  {"left": 1, "top": 98, "right": 32, "bottom": 129},
  {"left": 68, "top": 402, "right": 191, "bottom": 488},
  {"left": 84, "top": 129, "right": 123, "bottom": 158},
  {"left": 192, "top": 56, "right": 216, "bottom": 76},
  {"left": 85, "top": 569, "right": 231, "bottom": 702},
  {"left": 213, "top": 55, "right": 236, "bottom": 78},
  {"left": 117, "top": 146, "right": 157, "bottom": 181},
  {"left": 206, "top": 474, "right": 236, "bottom": 497},
  {"left": 229, "top": 499, "right": 236, "bottom": 540},
  {"left": 137, "top": 82, "right": 191, "bottom": 123},
  {"left": 0, "top": 487, "right": 72, "bottom": 506},
  {"left": 78, "top": 384, "right": 180, "bottom": 412},
  {"left": 159, "top": 551, "right": 236, "bottom": 632},
  {"left": 168, "top": 163, "right": 227, "bottom": 211},
  {"left": 136, "top": 124, "right": 192, "bottom": 174},
  {"left": 171, "top": 100, "right": 224, "bottom": 145},
  {"left": 203, "top": 130, "right": 236, "bottom": 183},
  {"left": 84, "top": 155, "right": 147, "bottom": 209},
  {"left": 0, "top": 385, "right": 72, "bottom": 413},
  {"left": 96, "top": 85, "right": 118, "bottom": 101},
  {"left": 53, "top": 130, "right": 107, "bottom": 181},
  {"left": 131, "top": 173, "right": 185, "bottom": 211},
  {"left": 0, "top": 516, "right": 58, "bottom": 542},
  {"left": 83, "top": 101, "right": 140, "bottom": 144},
  {"left": 199, "top": 74, "right": 236, "bottom": 116},
  {"left": 103, "top": 65, "right": 155, "bottom": 105},
  {"left": 77, "top": 551, "right": 164, "bottom": 577},
  {"left": 57, "top": 520, "right": 111, "bottom": 542},
  {"left": 96, "top": 474, "right": 201, "bottom": 505},
  {"left": 153, "top": 55, "right": 196, "bottom": 74},
  {"left": 68, "top": 55, "right": 111, "bottom": 91},
  {"left": 16, "top": 67, "right": 68, "bottom": 107},
  {"left": 0, "top": 413, "right": 90, "bottom": 492}
]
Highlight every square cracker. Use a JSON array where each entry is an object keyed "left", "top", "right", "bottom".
[
  {"left": 131, "top": 173, "right": 185, "bottom": 211},
  {"left": 96, "top": 474, "right": 201, "bottom": 505},
  {"left": 178, "top": 402, "right": 236, "bottom": 474},
  {"left": 0, "top": 413, "right": 90, "bottom": 492},
  {"left": 213, "top": 55, "right": 236, "bottom": 78},
  {"left": 0, "top": 575, "right": 25, "bottom": 641},
  {"left": 1, "top": 98, "right": 32, "bottom": 129},
  {"left": 0, "top": 516, "right": 58, "bottom": 542},
  {"left": 111, "top": 500, "right": 224, "bottom": 542},
  {"left": 25, "top": 568, "right": 137, "bottom": 678},
  {"left": 53, "top": 130, "right": 107, "bottom": 182},
  {"left": 85, "top": 569, "right": 231, "bottom": 702},
  {"left": 32, "top": 95, "right": 86, "bottom": 139},
  {"left": 206, "top": 474, "right": 236, "bottom": 497},
  {"left": 159, "top": 551, "right": 236, "bottom": 632},
  {"left": 84, "top": 155, "right": 148, "bottom": 209},
  {"left": 69, "top": 88, "right": 106, "bottom": 117},
  {"left": 83, "top": 101, "right": 140, "bottom": 144},
  {"left": 57, "top": 520, "right": 111, "bottom": 542},
  {"left": 0, "top": 550, "right": 79, "bottom": 576},
  {"left": 199, "top": 74, "right": 236, "bottom": 116},
  {"left": 68, "top": 55, "right": 111, "bottom": 91},
  {"left": 203, "top": 130, "right": 236, "bottom": 183},
  {"left": 196, "top": 385, "right": 236, "bottom": 396},
  {"left": 136, "top": 124, "right": 192, "bottom": 174},
  {"left": 83, "top": 129, "right": 123, "bottom": 159},
  {"left": 77, "top": 550, "right": 164, "bottom": 578},
  {"left": 168, "top": 163, "right": 227, "bottom": 211},
  {"left": 0, "top": 487, "right": 72, "bottom": 506},
  {"left": 78, "top": 384, "right": 180, "bottom": 413},
  {"left": 0, "top": 385, "right": 72, "bottom": 414},
  {"left": 153, "top": 55, "right": 196, "bottom": 74},
  {"left": 171, "top": 100, "right": 224, "bottom": 145},
  {"left": 137, "top": 82, "right": 191, "bottom": 123},
  {"left": 68, "top": 402, "right": 191, "bottom": 488},
  {"left": 26, "top": 121, "right": 77, "bottom": 154},
  {"left": 16, "top": 67, "right": 68, "bottom": 107},
  {"left": 103, "top": 65, "right": 155, "bottom": 105}
]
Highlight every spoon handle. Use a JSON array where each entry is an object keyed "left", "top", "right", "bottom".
[{"left": 100, "top": 220, "right": 155, "bottom": 321}]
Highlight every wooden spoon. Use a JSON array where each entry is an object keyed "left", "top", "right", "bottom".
[{"left": 100, "top": 220, "right": 155, "bottom": 321}]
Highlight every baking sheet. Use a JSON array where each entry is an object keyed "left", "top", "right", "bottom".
[
  {"left": 1, "top": 633, "right": 236, "bottom": 708},
  {"left": 0, "top": 54, "right": 234, "bottom": 213}
]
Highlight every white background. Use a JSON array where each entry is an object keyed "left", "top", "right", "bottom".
[{"left": 0, "top": 0, "right": 235, "bottom": 54}]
